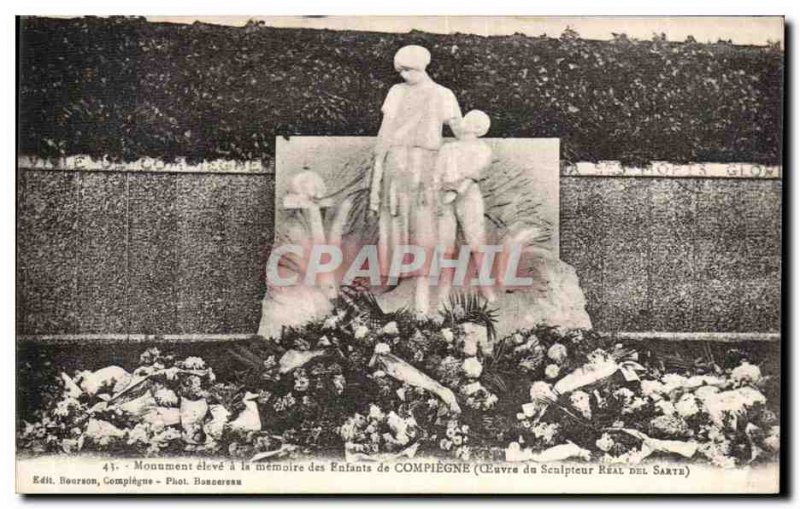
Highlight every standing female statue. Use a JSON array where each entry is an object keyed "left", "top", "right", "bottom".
[{"left": 369, "top": 45, "right": 462, "bottom": 313}]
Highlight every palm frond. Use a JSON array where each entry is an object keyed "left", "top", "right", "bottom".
[
  {"left": 481, "top": 370, "right": 509, "bottom": 396},
  {"left": 226, "top": 344, "right": 265, "bottom": 371},
  {"left": 337, "top": 285, "right": 387, "bottom": 325},
  {"left": 548, "top": 399, "right": 598, "bottom": 433},
  {"left": 440, "top": 292, "right": 499, "bottom": 341},
  {"left": 490, "top": 334, "right": 513, "bottom": 367}
]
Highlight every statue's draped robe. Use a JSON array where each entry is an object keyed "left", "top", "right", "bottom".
[{"left": 376, "top": 79, "right": 461, "bottom": 274}]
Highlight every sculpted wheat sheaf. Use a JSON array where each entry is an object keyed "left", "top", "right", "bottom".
[{"left": 16, "top": 15, "right": 783, "bottom": 495}]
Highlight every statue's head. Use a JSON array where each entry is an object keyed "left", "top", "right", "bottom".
[
  {"left": 288, "top": 169, "right": 327, "bottom": 200},
  {"left": 394, "top": 45, "right": 430, "bottom": 85},
  {"left": 458, "top": 110, "right": 492, "bottom": 138}
]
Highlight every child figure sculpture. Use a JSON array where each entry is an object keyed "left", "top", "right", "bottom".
[{"left": 434, "top": 110, "right": 496, "bottom": 304}]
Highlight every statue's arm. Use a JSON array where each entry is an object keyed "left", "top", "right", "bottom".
[
  {"left": 369, "top": 147, "right": 385, "bottom": 213},
  {"left": 442, "top": 88, "right": 464, "bottom": 136},
  {"left": 370, "top": 111, "right": 395, "bottom": 213}
]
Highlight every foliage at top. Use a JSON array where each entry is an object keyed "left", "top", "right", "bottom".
[{"left": 19, "top": 16, "right": 783, "bottom": 165}]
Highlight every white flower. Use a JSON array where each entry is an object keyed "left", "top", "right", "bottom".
[
  {"left": 78, "top": 366, "right": 131, "bottom": 395},
  {"left": 595, "top": 433, "right": 615, "bottom": 452},
  {"left": 154, "top": 388, "right": 179, "bottom": 407},
  {"left": 613, "top": 387, "right": 635, "bottom": 404},
  {"left": 368, "top": 404, "right": 385, "bottom": 421},
  {"left": 622, "top": 397, "right": 648, "bottom": 415},
  {"left": 699, "top": 440, "right": 736, "bottom": 469},
  {"left": 703, "top": 387, "right": 767, "bottom": 426},
  {"left": 461, "top": 381, "right": 483, "bottom": 396},
  {"left": 544, "top": 364, "right": 561, "bottom": 379},
  {"left": 661, "top": 373, "right": 689, "bottom": 393},
  {"left": 182, "top": 357, "right": 206, "bottom": 370},
  {"left": 655, "top": 400, "right": 676, "bottom": 416},
  {"left": 594, "top": 390, "right": 608, "bottom": 409},
  {"left": 675, "top": 393, "right": 700, "bottom": 418},
  {"left": 440, "top": 328, "right": 454, "bottom": 343},
  {"left": 640, "top": 379, "right": 665, "bottom": 398},
  {"left": 531, "top": 422, "right": 559, "bottom": 445},
  {"left": 606, "top": 447, "right": 651, "bottom": 465},
  {"left": 54, "top": 397, "right": 80, "bottom": 417},
  {"left": 339, "top": 421, "right": 358, "bottom": 441},
  {"left": 462, "top": 357, "right": 483, "bottom": 378},
  {"left": 163, "top": 366, "right": 180, "bottom": 381},
  {"left": 511, "top": 333, "right": 525, "bottom": 345},
  {"left": 317, "top": 335, "right": 331, "bottom": 347},
  {"left": 485, "top": 394, "right": 498, "bottom": 408},
  {"left": 686, "top": 375, "right": 727, "bottom": 390},
  {"left": 521, "top": 402, "right": 538, "bottom": 418},
  {"left": 386, "top": 411, "right": 411, "bottom": 443},
  {"left": 382, "top": 321, "right": 399, "bottom": 335},
  {"left": 294, "top": 376, "right": 310, "bottom": 392},
  {"left": 547, "top": 343, "right": 568, "bottom": 363},
  {"left": 332, "top": 374, "right": 346, "bottom": 394},
  {"left": 651, "top": 414, "right": 689, "bottom": 437},
  {"left": 551, "top": 326, "right": 569, "bottom": 338},
  {"left": 586, "top": 348, "right": 612, "bottom": 365},
  {"left": 374, "top": 342, "right": 391, "bottom": 355},
  {"left": 126, "top": 423, "right": 151, "bottom": 446},
  {"left": 764, "top": 426, "right": 780, "bottom": 452},
  {"left": 694, "top": 385, "right": 721, "bottom": 402},
  {"left": 84, "top": 419, "right": 126, "bottom": 446},
  {"left": 354, "top": 325, "right": 369, "bottom": 339},
  {"left": 450, "top": 304, "right": 466, "bottom": 320},
  {"left": 323, "top": 315, "right": 339, "bottom": 329},
  {"left": 529, "top": 381, "right": 555, "bottom": 402},
  {"left": 262, "top": 356, "right": 278, "bottom": 369},
  {"left": 570, "top": 390, "right": 592, "bottom": 419},
  {"left": 731, "top": 361, "right": 762, "bottom": 386}
]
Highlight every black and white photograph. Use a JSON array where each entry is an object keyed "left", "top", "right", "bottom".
[{"left": 14, "top": 14, "right": 784, "bottom": 494}]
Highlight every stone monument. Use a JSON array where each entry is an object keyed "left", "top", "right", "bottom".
[{"left": 258, "top": 45, "right": 591, "bottom": 340}]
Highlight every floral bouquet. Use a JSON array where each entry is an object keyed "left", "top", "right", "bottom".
[
  {"left": 338, "top": 404, "right": 420, "bottom": 461},
  {"left": 18, "top": 288, "right": 781, "bottom": 468},
  {"left": 18, "top": 348, "right": 226, "bottom": 456}
]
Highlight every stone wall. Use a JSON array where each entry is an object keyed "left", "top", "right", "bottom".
[
  {"left": 17, "top": 170, "right": 273, "bottom": 335},
  {"left": 560, "top": 177, "right": 781, "bottom": 333},
  {"left": 16, "top": 162, "right": 781, "bottom": 336}
]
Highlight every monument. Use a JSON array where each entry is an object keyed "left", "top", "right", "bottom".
[{"left": 257, "top": 45, "right": 591, "bottom": 340}]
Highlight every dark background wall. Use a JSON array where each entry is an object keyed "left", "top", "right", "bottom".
[
  {"left": 16, "top": 168, "right": 781, "bottom": 336},
  {"left": 17, "top": 169, "right": 272, "bottom": 335},
  {"left": 560, "top": 177, "right": 781, "bottom": 333}
]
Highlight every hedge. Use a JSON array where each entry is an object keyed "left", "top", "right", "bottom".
[{"left": 18, "top": 17, "right": 783, "bottom": 165}]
